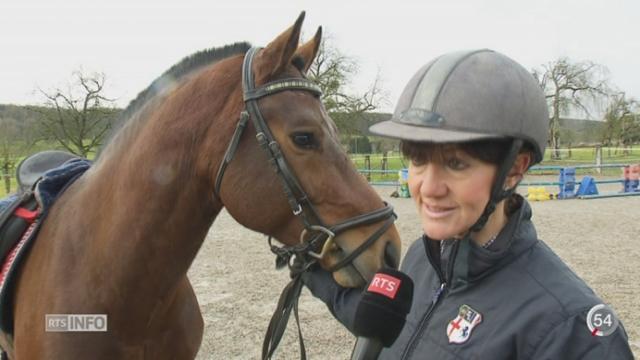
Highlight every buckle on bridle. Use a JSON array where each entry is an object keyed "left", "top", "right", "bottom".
[
  {"left": 301, "top": 225, "right": 336, "bottom": 260},
  {"left": 255, "top": 132, "right": 267, "bottom": 145}
]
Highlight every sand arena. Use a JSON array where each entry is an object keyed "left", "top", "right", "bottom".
[{"left": 191, "top": 182, "right": 640, "bottom": 359}]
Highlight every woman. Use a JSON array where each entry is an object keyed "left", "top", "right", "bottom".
[{"left": 302, "top": 49, "right": 634, "bottom": 359}]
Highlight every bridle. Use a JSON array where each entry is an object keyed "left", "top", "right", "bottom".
[
  {"left": 214, "top": 47, "right": 397, "bottom": 359},
  {"left": 214, "top": 46, "right": 395, "bottom": 271}
]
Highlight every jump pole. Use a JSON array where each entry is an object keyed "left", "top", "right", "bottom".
[{"left": 578, "top": 192, "right": 640, "bottom": 200}]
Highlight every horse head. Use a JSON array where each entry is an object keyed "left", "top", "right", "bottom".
[{"left": 213, "top": 13, "right": 401, "bottom": 288}]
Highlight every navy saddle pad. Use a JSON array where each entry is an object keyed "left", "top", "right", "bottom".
[{"left": 0, "top": 158, "right": 91, "bottom": 334}]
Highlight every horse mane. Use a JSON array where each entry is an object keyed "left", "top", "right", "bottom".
[{"left": 98, "top": 42, "right": 251, "bottom": 158}]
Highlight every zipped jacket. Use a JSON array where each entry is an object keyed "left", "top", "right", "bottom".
[{"left": 302, "top": 197, "right": 634, "bottom": 359}]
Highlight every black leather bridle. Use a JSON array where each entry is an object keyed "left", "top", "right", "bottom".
[
  {"left": 213, "top": 47, "right": 397, "bottom": 359},
  {"left": 215, "top": 46, "right": 395, "bottom": 271}
]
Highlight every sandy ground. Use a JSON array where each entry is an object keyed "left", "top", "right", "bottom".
[{"left": 190, "top": 179, "right": 640, "bottom": 359}]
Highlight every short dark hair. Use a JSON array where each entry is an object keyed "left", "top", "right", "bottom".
[{"left": 400, "top": 139, "right": 514, "bottom": 166}]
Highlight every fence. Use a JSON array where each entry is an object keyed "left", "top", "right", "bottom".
[
  {"left": 3, "top": 147, "right": 639, "bottom": 195},
  {"left": 351, "top": 153, "right": 405, "bottom": 184},
  {"left": 357, "top": 164, "right": 636, "bottom": 187},
  {"left": 542, "top": 146, "right": 637, "bottom": 161},
  {"left": 353, "top": 149, "right": 640, "bottom": 190}
]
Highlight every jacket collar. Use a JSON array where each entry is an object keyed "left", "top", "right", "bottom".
[{"left": 424, "top": 195, "right": 539, "bottom": 289}]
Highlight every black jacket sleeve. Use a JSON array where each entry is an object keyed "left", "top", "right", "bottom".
[
  {"left": 300, "top": 266, "right": 362, "bottom": 333},
  {"left": 529, "top": 312, "right": 634, "bottom": 360}
]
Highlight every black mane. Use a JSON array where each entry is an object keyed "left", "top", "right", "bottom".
[
  {"left": 120, "top": 42, "right": 251, "bottom": 121},
  {"left": 99, "top": 42, "right": 251, "bottom": 156}
]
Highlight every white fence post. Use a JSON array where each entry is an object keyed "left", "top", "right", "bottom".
[{"left": 595, "top": 146, "right": 602, "bottom": 174}]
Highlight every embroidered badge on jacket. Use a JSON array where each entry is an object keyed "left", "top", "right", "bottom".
[{"left": 447, "top": 304, "right": 483, "bottom": 344}]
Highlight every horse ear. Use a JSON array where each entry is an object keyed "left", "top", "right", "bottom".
[
  {"left": 294, "top": 26, "right": 322, "bottom": 74},
  {"left": 260, "top": 11, "right": 306, "bottom": 77}
]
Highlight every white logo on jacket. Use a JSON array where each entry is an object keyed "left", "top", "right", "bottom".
[{"left": 447, "top": 304, "right": 482, "bottom": 344}]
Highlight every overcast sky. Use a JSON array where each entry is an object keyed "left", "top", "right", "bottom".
[{"left": 1, "top": 0, "right": 638, "bottom": 116}]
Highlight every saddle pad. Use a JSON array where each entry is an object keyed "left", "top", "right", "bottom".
[
  {"left": 0, "top": 194, "right": 38, "bottom": 271},
  {"left": 0, "top": 194, "right": 41, "bottom": 334},
  {"left": 0, "top": 195, "right": 19, "bottom": 213},
  {"left": 0, "top": 158, "right": 91, "bottom": 334},
  {"left": 0, "top": 195, "right": 22, "bottom": 256}
]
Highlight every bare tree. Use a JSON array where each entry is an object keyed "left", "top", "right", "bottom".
[
  {"left": 533, "top": 58, "right": 610, "bottom": 159},
  {"left": 307, "top": 37, "right": 388, "bottom": 142},
  {"left": 602, "top": 93, "right": 640, "bottom": 154},
  {"left": 35, "top": 71, "right": 119, "bottom": 158}
]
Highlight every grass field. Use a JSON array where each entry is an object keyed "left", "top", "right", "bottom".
[
  {"left": 2, "top": 146, "right": 639, "bottom": 198},
  {"left": 0, "top": 177, "right": 17, "bottom": 198},
  {"left": 0, "top": 141, "right": 98, "bottom": 198},
  {"left": 352, "top": 147, "right": 640, "bottom": 183}
]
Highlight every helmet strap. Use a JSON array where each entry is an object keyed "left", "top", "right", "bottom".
[{"left": 469, "top": 139, "right": 523, "bottom": 233}]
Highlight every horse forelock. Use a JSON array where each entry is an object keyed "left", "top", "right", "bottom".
[{"left": 97, "top": 42, "right": 251, "bottom": 160}]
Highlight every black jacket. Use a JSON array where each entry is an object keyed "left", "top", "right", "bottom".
[{"left": 302, "top": 197, "right": 634, "bottom": 359}]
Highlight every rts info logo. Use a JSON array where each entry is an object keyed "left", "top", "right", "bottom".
[{"left": 45, "top": 314, "right": 108, "bottom": 332}]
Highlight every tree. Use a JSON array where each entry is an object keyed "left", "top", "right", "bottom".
[
  {"left": 0, "top": 104, "right": 41, "bottom": 145},
  {"left": 349, "top": 135, "right": 372, "bottom": 154},
  {"left": 0, "top": 117, "right": 28, "bottom": 194},
  {"left": 307, "top": 37, "right": 388, "bottom": 145},
  {"left": 533, "top": 58, "right": 610, "bottom": 159},
  {"left": 0, "top": 105, "right": 47, "bottom": 194},
  {"left": 558, "top": 127, "right": 576, "bottom": 158},
  {"left": 602, "top": 93, "right": 640, "bottom": 154},
  {"left": 34, "top": 71, "right": 119, "bottom": 158}
]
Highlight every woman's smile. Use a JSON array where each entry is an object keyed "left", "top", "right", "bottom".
[{"left": 422, "top": 203, "right": 456, "bottom": 219}]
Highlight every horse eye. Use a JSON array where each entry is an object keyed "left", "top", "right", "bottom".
[{"left": 291, "top": 133, "right": 315, "bottom": 149}]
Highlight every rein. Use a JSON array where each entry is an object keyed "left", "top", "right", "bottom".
[{"left": 214, "top": 47, "right": 396, "bottom": 359}]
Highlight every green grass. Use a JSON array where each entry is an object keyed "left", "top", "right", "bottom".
[
  {"left": 536, "top": 147, "right": 640, "bottom": 176},
  {"left": 0, "top": 177, "right": 17, "bottom": 198},
  {"left": 1, "top": 140, "right": 97, "bottom": 198},
  {"left": 2, "top": 146, "right": 639, "bottom": 198},
  {"left": 542, "top": 146, "right": 640, "bottom": 161},
  {"left": 351, "top": 153, "right": 406, "bottom": 183},
  {"left": 351, "top": 147, "right": 640, "bottom": 182}
]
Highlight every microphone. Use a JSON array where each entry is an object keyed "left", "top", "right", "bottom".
[{"left": 350, "top": 268, "right": 414, "bottom": 360}]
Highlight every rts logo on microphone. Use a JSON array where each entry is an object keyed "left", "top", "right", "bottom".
[{"left": 368, "top": 273, "right": 401, "bottom": 299}]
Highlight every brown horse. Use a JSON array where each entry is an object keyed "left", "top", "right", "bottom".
[{"left": 0, "top": 13, "right": 401, "bottom": 359}]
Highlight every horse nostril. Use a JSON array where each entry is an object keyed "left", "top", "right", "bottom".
[{"left": 383, "top": 241, "right": 400, "bottom": 269}]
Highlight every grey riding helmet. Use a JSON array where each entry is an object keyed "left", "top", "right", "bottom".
[
  {"left": 370, "top": 49, "right": 549, "bottom": 231},
  {"left": 370, "top": 49, "right": 548, "bottom": 164}
]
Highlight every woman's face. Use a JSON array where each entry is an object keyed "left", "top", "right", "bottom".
[{"left": 408, "top": 146, "right": 498, "bottom": 240}]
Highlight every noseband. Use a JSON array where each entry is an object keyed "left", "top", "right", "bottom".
[{"left": 215, "top": 47, "right": 395, "bottom": 273}]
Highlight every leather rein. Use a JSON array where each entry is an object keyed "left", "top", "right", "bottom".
[{"left": 214, "top": 47, "right": 396, "bottom": 359}]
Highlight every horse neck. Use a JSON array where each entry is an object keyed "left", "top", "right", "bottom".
[{"left": 82, "top": 67, "right": 241, "bottom": 305}]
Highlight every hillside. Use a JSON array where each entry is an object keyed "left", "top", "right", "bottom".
[{"left": 0, "top": 104, "right": 608, "bottom": 150}]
